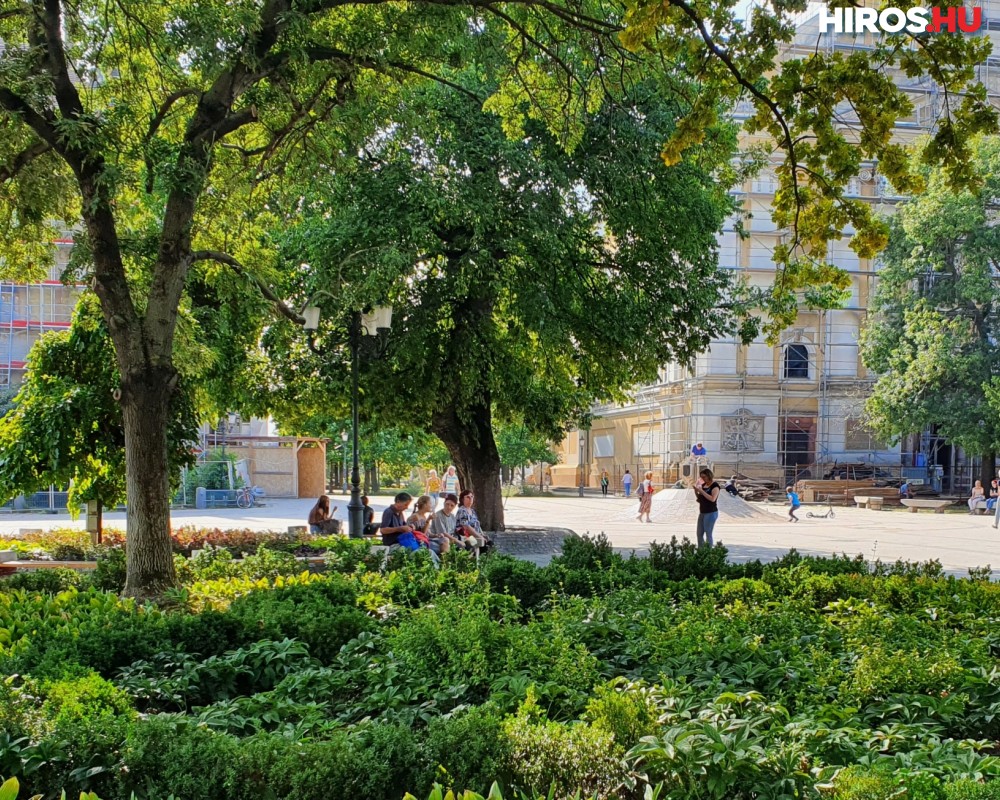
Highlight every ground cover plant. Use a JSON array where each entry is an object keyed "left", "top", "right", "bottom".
[{"left": 3, "top": 534, "right": 1000, "bottom": 799}]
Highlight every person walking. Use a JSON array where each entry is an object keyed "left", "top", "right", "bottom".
[
  {"left": 786, "top": 485, "right": 801, "bottom": 523},
  {"left": 636, "top": 471, "right": 654, "bottom": 523},
  {"left": 442, "top": 465, "right": 461, "bottom": 500},
  {"left": 426, "top": 469, "right": 442, "bottom": 511},
  {"left": 693, "top": 468, "right": 720, "bottom": 547},
  {"left": 622, "top": 469, "right": 633, "bottom": 498},
  {"left": 600, "top": 470, "right": 609, "bottom": 497}
]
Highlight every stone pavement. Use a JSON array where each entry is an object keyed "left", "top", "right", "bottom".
[{"left": 1, "top": 493, "right": 998, "bottom": 574}]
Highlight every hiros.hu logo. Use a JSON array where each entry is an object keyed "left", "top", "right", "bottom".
[{"left": 817, "top": 5, "right": 984, "bottom": 33}]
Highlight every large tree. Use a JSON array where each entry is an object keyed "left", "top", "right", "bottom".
[
  {"left": 261, "top": 80, "right": 737, "bottom": 529},
  {"left": 860, "top": 136, "right": 1000, "bottom": 488},
  {"left": 0, "top": 0, "right": 992, "bottom": 594}
]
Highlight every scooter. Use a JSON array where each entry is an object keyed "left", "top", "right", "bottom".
[{"left": 806, "top": 502, "right": 835, "bottom": 519}]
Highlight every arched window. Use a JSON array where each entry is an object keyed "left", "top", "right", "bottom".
[{"left": 784, "top": 344, "right": 809, "bottom": 379}]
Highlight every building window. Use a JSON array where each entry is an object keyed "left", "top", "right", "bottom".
[
  {"left": 632, "top": 425, "right": 665, "bottom": 457},
  {"left": 783, "top": 344, "right": 809, "bottom": 379},
  {"left": 845, "top": 419, "right": 887, "bottom": 452}
]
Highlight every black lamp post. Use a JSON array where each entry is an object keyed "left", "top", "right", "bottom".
[
  {"left": 303, "top": 303, "right": 392, "bottom": 538},
  {"left": 340, "top": 429, "right": 349, "bottom": 494}
]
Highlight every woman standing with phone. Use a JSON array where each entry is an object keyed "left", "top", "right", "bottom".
[{"left": 693, "top": 468, "right": 721, "bottom": 547}]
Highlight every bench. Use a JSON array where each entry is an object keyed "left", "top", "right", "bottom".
[
  {"left": 971, "top": 500, "right": 991, "bottom": 515},
  {"left": 854, "top": 496, "right": 884, "bottom": 510},
  {"left": 900, "top": 499, "right": 953, "bottom": 514}
]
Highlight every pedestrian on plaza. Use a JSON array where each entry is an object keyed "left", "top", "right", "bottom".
[
  {"left": 988, "top": 480, "right": 999, "bottom": 512},
  {"left": 693, "top": 468, "right": 721, "bottom": 547},
  {"left": 442, "top": 465, "right": 461, "bottom": 499},
  {"left": 899, "top": 480, "right": 912, "bottom": 500},
  {"left": 635, "top": 471, "right": 654, "bottom": 523},
  {"left": 407, "top": 494, "right": 434, "bottom": 546},
  {"left": 969, "top": 480, "right": 986, "bottom": 513},
  {"left": 622, "top": 469, "right": 633, "bottom": 498},
  {"left": 786, "top": 485, "right": 801, "bottom": 523},
  {"left": 691, "top": 442, "right": 707, "bottom": 461},
  {"left": 426, "top": 469, "right": 442, "bottom": 510},
  {"left": 993, "top": 472, "right": 1000, "bottom": 529},
  {"left": 600, "top": 469, "right": 609, "bottom": 497},
  {"left": 724, "top": 476, "right": 739, "bottom": 496}
]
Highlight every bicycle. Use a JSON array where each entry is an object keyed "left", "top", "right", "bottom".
[{"left": 236, "top": 485, "right": 264, "bottom": 509}]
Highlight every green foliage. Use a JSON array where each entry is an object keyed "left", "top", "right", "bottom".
[
  {"left": 502, "top": 693, "right": 626, "bottom": 800},
  {"left": 621, "top": 0, "right": 997, "bottom": 339},
  {"left": 861, "top": 136, "right": 1000, "bottom": 463},
  {"left": 225, "top": 579, "right": 374, "bottom": 664},
  {"left": 0, "top": 297, "right": 198, "bottom": 510}
]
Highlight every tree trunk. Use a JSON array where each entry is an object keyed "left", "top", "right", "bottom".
[
  {"left": 120, "top": 366, "right": 177, "bottom": 599},
  {"left": 433, "top": 400, "right": 504, "bottom": 531},
  {"left": 982, "top": 450, "right": 997, "bottom": 490}
]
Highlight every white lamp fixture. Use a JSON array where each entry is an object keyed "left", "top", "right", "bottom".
[
  {"left": 361, "top": 305, "right": 393, "bottom": 335},
  {"left": 303, "top": 306, "right": 321, "bottom": 331}
]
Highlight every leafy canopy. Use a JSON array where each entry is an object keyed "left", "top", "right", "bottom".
[
  {"left": 860, "top": 136, "right": 1000, "bottom": 458},
  {"left": 260, "top": 78, "right": 738, "bottom": 451}
]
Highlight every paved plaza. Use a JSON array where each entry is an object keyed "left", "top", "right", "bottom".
[{"left": 2, "top": 492, "right": 998, "bottom": 575}]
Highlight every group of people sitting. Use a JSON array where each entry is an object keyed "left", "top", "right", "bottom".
[
  {"left": 378, "top": 490, "right": 492, "bottom": 558},
  {"left": 308, "top": 488, "right": 492, "bottom": 563}
]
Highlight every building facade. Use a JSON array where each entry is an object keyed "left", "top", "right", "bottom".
[
  {"left": 554, "top": 5, "right": 1000, "bottom": 489},
  {"left": 0, "top": 237, "right": 81, "bottom": 390}
]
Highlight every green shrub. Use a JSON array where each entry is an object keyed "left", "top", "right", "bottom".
[
  {"left": 0, "top": 569, "right": 82, "bottom": 594},
  {"left": 424, "top": 705, "right": 512, "bottom": 796},
  {"left": 826, "top": 766, "right": 946, "bottom": 800},
  {"left": 481, "top": 556, "right": 552, "bottom": 611},
  {"left": 503, "top": 694, "right": 625, "bottom": 800},
  {"left": 946, "top": 781, "right": 1000, "bottom": 800},
  {"left": 89, "top": 548, "right": 126, "bottom": 593},
  {"left": 236, "top": 547, "right": 301, "bottom": 581},
  {"left": 646, "top": 536, "right": 729, "bottom": 581},
  {"left": 555, "top": 534, "right": 616, "bottom": 572},
  {"left": 583, "top": 680, "right": 660, "bottom": 750},
  {"left": 226, "top": 578, "right": 373, "bottom": 664}
]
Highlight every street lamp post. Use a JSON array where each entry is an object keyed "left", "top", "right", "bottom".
[
  {"left": 340, "top": 429, "right": 349, "bottom": 494},
  {"left": 303, "top": 302, "right": 392, "bottom": 539}
]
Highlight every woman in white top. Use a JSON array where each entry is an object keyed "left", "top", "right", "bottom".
[{"left": 442, "top": 465, "right": 461, "bottom": 498}]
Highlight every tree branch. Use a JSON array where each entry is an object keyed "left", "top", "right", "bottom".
[
  {"left": 36, "top": 0, "right": 85, "bottom": 120},
  {"left": 191, "top": 250, "right": 305, "bottom": 325},
  {"left": 0, "top": 139, "right": 51, "bottom": 183}
]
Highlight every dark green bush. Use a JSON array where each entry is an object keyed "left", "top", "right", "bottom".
[
  {"left": 226, "top": 578, "right": 373, "bottom": 663},
  {"left": 482, "top": 556, "right": 552, "bottom": 611},
  {"left": 90, "top": 548, "right": 127, "bottom": 593},
  {"left": 423, "top": 705, "right": 512, "bottom": 796},
  {"left": 0, "top": 568, "right": 82, "bottom": 593}
]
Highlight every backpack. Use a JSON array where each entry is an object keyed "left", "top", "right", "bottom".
[{"left": 637, "top": 481, "right": 647, "bottom": 498}]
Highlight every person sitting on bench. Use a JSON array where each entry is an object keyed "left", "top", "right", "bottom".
[{"left": 308, "top": 495, "right": 340, "bottom": 534}]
